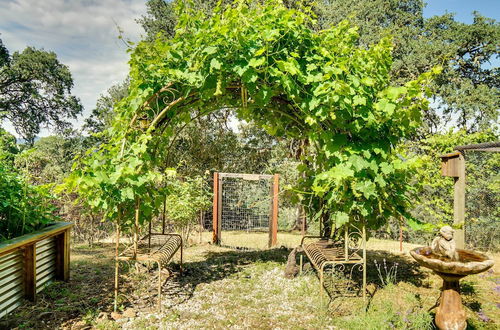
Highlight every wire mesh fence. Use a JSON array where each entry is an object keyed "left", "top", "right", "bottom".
[
  {"left": 463, "top": 150, "right": 499, "bottom": 251},
  {"left": 200, "top": 173, "right": 307, "bottom": 249},
  {"left": 217, "top": 174, "right": 273, "bottom": 249},
  {"left": 220, "top": 176, "right": 272, "bottom": 232}
]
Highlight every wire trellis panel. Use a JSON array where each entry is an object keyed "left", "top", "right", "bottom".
[
  {"left": 212, "top": 172, "right": 278, "bottom": 249},
  {"left": 463, "top": 150, "right": 499, "bottom": 251},
  {"left": 220, "top": 176, "right": 272, "bottom": 232}
]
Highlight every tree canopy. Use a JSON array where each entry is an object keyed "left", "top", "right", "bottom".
[
  {"left": 0, "top": 127, "right": 18, "bottom": 164},
  {"left": 84, "top": 80, "right": 130, "bottom": 136},
  {"left": 0, "top": 40, "right": 82, "bottom": 144},
  {"left": 0, "top": 38, "right": 9, "bottom": 67},
  {"left": 139, "top": 0, "right": 499, "bottom": 135},
  {"left": 67, "top": 0, "right": 436, "bottom": 233}
]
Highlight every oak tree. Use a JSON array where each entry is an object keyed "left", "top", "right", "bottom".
[{"left": 0, "top": 40, "right": 82, "bottom": 144}]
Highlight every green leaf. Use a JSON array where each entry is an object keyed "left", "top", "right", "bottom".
[
  {"left": 122, "top": 187, "right": 134, "bottom": 201},
  {"left": 407, "top": 217, "right": 435, "bottom": 232},
  {"left": 353, "top": 95, "right": 366, "bottom": 106},
  {"left": 234, "top": 64, "right": 248, "bottom": 77},
  {"left": 376, "top": 99, "right": 396, "bottom": 116},
  {"left": 210, "top": 58, "right": 222, "bottom": 70},
  {"left": 249, "top": 57, "right": 266, "bottom": 68},
  {"left": 255, "top": 86, "right": 273, "bottom": 105},
  {"left": 305, "top": 116, "right": 316, "bottom": 126},
  {"left": 333, "top": 211, "right": 349, "bottom": 227},
  {"left": 380, "top": 162, "right": 393, "bottom": 174},
  {"left": 263, "top": 29, "right": 280, "bottom": 41},
  {"left": 276, "top": 59, "right": 301, "bottom": 76},
  {"left": 317, "top": 164, "right": 355, "bottom": 181},
  {"left": 242, "top": 68, "right": 258, "bottom": 84},
  {"left": 349, "top": 155, "right": 369, "bottom": 171},
  {"left": 203, "top": 46, "right": 217, "bottom": 55},
  {"left": 374, "top": 175, "right": 387, "bottom": 187},
  {"left": 361, "top": 77, "right": 374, "bottom": 86},
  {"left": 254, "top": 47, "right": 266, "bottom": 56},
  {"left": 353, "top": 180, "right": 377, "bottom": 199},
  {"left": 386, "top": 86, "right": 407, "bottom": 100},
  {"left": 309, "top": 97, "right": 320, "bottom": 110}
]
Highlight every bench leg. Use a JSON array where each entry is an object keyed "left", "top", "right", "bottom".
[
  {"left": 180, "top": 244, "right": 183, "bottom": 276},
  {"left": 320, "top": 270, "right": 324, "bottom": 306},
  {"left": 157, "top": 261, "right": 162, "bottom": 311},
  {"left": 299, "top": 255, "right": 303, "bottom": 275}
]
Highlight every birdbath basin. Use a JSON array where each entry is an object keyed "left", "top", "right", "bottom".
[{"left": 410, "top": 247, "right": 494, "bottom": 330}]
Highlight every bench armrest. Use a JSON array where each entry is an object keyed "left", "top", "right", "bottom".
[{"left": 300, "top": 235, "right": 324, "bottom": 246}]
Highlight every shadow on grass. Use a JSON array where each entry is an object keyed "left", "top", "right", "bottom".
[
  {"left": 0, "top": 243, "right": 430, "bottom": 329},
  {"left": 296, "top": 249, "right": 428, "bottom": 311},
  {"left": 159, "top": 246, "right": 429, "bottom": 312},
  {"left": 366, "top": 249, "right": 428, "bottom": 287},
  {"left": 154, "top": 246, "right": 291, "bottom": 308}
]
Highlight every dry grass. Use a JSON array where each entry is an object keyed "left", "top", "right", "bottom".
[
  {"left": 2, "top": 232, "right": 498, "bottom": 329},
  {"left": 198, "top": 231, "right": 424, "bottom": 252}
]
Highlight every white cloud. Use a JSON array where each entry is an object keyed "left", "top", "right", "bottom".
[{"left": 0, "top": 0, "right": 147, "bottom": 137}]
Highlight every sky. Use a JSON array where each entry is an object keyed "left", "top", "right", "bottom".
[
  {"left": 0, "top": 0, "right": 499, "bottom": 138},
  {"left": 0, "top": 0, "right": 146, "bottom": 137},
  {"left": 424, "top": 0, "right": 500, "bottom": 23}
]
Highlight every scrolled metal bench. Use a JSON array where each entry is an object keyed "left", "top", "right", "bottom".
[
  {"left": 300, "top": 226, "right": 366, "bottom": 304},
  {"left": 119, "top": 233, "right": 183, "bottom": 308}
]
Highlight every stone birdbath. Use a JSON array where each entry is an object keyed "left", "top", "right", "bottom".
[{"left": 410, "top": 226, "right": 494, "bottom": 330}]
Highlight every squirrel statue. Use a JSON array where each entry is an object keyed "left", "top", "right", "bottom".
[{"left": 431, "top": 225, "right": 459, "bottom": 261}]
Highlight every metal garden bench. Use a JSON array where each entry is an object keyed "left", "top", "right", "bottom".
[
  {"left": 300, "top": 225, "right": 366, "bottom": 303},
  {"left": 119, "top": 233, "right": 183, "bottom": 308}
]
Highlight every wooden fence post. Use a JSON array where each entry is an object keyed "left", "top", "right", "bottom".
[
  {"left": 440, "top": 151, "right": 466, "bottom": 249},
  {"left": 24, "top": 244, "right": 36, "bottom": 301},
  {"left": 454, "top": 152, "right": 466, "bottom": 249},
  {"left": 55, "top": 229, "right": 70, "bottom": 281}
]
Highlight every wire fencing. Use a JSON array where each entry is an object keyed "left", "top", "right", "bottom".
[{"left": 463, "top": 150, "right": 499, "bottom": 251}]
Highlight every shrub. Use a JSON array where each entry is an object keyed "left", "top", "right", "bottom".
[
  {"left": 165, "top": 176, "right": 211, "bottom": 243},
  {"left": 0, "top": 162, "right": 59, "bottom": 241}
]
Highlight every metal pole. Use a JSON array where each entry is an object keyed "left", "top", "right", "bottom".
[
  {"left": 212, "top": 172, "right": 219, "bottom": 244},
  {"left": 162, "top": 196, "right": 167, "bottom": 235},
  {"left": 114, "top": 209, "right": 121, "bottom": 312},
  {"left": 362, "top": 222, "right": 366, "bottom": 302},
  {"left": 134, "top": 198, "right": 140, "bottom": 258},
  {"left": 344, "top": 225, "right": 348, "bottom": 262},
  {"left": 399, "top": 216, "right": 403, "bottom": 252},
  {"left": 148, "top": 216, "right": 152, "bottom": 249},
  {"left": 301, "top": 205, "right": 306, "bottom": 236},
  {"left": 199, "top": 209, "right": 203, "bottom": 244}
]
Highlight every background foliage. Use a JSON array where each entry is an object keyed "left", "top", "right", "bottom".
[
  {"left": 0, "top": 162, "right": 59, "bottom": 241},
  {"left": 407, "top": 130, "right": 499, "bottom": 247},
  {"left": 165, "top": 175, "right": 211, "bottom": 243}
]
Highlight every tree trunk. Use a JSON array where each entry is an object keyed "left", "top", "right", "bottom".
[{"left": 292, "top": 205, "right": 307, "bottom": 233}]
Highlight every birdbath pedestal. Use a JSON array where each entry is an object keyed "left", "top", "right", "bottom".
[{"left": 410, "top": 247, "right": 494, "bottom": 330}]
